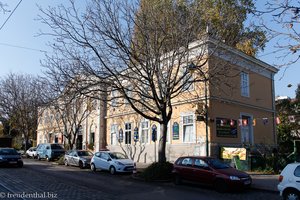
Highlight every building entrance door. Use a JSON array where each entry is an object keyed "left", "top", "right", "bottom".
[{"left": 241, "top": 115, "right": 253, "bottom": 145}]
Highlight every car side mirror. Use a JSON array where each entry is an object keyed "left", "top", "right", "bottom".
[{"left": 107, "top": 158, "right": 112, "bottom": 162}]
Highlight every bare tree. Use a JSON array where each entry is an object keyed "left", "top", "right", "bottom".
[
  {"left": 256, "top": 0, "right": 300, "bottom": 67},
  {"left": 0, "top": 73, "right": 45, "bottom": 150},
  {"left": 38, "top": 0, "right": 241, "bottom": 162},
  {"left": 39, "top": 74, "right": 96, "bottom": 150},
  {"left": 0, "top": 2, "right": 9, "bottom": 13}
]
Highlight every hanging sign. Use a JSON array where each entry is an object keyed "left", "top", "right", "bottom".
[
  {"left": 134, "top": 127, "right": 139, "bottom": 142},
  {"left": 152, "top": 124, "right": 157, "bottom": 142},
  {"left": 216, "top": 117, "right": 237, "bottom": 138},
  {"left": 118, "top": 128, "right": 123, "bottom": 142},
  {"left": 172, "top": 122, "right": 179, "bottom": 140}
]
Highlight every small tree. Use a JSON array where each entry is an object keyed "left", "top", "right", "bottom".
[{"left": 42, "top": 86, "right": 93, "bottom": 150}]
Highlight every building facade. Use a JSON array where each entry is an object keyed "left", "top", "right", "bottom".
[
  {"left": 37, "top": 96, "right": 107, "bottom": 152},
  {"left": 36, "top": 39, "right": 278, "bottom": 163},
  {"left": 105, "top": 39, "right": 278, "bottom": 163}
]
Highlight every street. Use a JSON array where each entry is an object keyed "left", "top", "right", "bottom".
[{"left": 0, "top": 159, "right": 280, "bottom": 200}]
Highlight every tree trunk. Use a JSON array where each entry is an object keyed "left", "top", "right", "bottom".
[
  {"left": 158, "top": 122, "right": 168, "bottom": 163},
  {"left": 68, "top": 137, "right": 73, "bottom": 150}
]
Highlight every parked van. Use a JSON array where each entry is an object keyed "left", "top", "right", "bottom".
[{"left": 36, "top": 143, "right": 65, "bottom": 161}]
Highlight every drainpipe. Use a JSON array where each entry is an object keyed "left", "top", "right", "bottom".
[{"left": 271, "top": 73, "right": 277, "bottom": 146}]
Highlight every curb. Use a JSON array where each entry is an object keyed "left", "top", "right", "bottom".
[
  {"left": 250, "top": 186, "right": 278, "bottom": 193},
  {"left": 132, "top": 171, "right": 279, "bottom": 193}
]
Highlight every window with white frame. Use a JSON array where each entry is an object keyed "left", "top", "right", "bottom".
[
  {"left": 240, "top": 72, "right": 249, "bottom": 97},
  {"left": 125, "top": 122, "right": 132, "bottom": 144},
  {"left": 140, "top": 120, "right": 149, "bottom": 143},
  {"left": 182, "top": 115, "right": 195, "bottom": 143},
  {"left": 110, "top": 124, "right": 118, "bottom": 145}
]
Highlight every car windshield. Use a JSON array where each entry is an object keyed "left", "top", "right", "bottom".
[
  {"left": 51, "top": 144, "right": 64, "bottom": 149},
  {"left": 109, "top": 152, "right": 128, "bottom": 159},
  {"left": 0, "top": 149, "right": 19, "bottom": 155},
  {"left": 77, "top": 151, "right": 93, "bottom": 156},
  {"left": 207, "top": 158, "right": 230, "bottom": 169}
]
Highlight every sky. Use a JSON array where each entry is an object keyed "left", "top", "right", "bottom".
[{"left": 0, "top": 0, "right": 299, "bottom": 98}]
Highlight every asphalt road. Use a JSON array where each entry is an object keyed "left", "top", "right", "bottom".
[{"left": 0, "top": 158, "right": 280, "bottom": 200}]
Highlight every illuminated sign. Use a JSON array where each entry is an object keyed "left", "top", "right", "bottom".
[{"left": 220, "top": 147, "right": 247, "bottom": 160}]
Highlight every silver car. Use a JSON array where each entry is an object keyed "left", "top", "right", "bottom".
[{"left": 64, "top": 150, "right": 93, "bottom": 169}]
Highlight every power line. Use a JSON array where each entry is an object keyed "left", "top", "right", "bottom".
[
  {"left": 0, "top": 0, "right": 22, "bottom": 31},
  {"left": 0, "top": 42, "right": 48, "bottom": 53}
]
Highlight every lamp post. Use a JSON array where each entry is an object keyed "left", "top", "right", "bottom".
[{"left": 188, "top": 63, "right": 209, "bottom": 156}]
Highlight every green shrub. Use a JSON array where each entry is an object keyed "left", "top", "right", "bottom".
[
  {"left": 140, "top": 162, "right": 173, "bottom": 181},
  {"left": 56, "top": 155, "right": 65, "bottom": 165}
]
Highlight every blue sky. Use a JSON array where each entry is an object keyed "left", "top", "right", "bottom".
[{"left": 0, "top": 0, "right": 299, "bottom": 98}]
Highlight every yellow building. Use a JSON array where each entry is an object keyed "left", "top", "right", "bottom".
[
  {"left": 37, "top": 96, "right": 107, "bottom": 152},
  {"left": 105, "top": 39, "right": 278, "bottom": 163},
  {"left": 36, "top": 38, "right": 278, "bottom": 163}
]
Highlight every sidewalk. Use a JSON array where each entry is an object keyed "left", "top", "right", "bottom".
[{"left": 135, "top": 163, "right": 279, "bottom": 192}]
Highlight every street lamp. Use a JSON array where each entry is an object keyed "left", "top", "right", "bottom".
[{"left": 188, "top": 63, "right": 209, "bottom": 156}]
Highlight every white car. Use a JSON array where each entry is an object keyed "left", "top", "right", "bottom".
[
  {"left": 26, "top": 147, "right": 37, "bottom": 158},
  {"left": 90, "top": 151, "right": 135, "bottom": 174},
  {"left": 278, "top": 162, "right": 300, "bottom": 200}
]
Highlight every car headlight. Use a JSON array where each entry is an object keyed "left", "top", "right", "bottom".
[
  {"left": 229, "top": 176, "right": 240, "bottom": 181},
  {"left": 0, "top": 156, "right": 3, "bottom": 160},
  {"left": 116, "top": 161, "right": 125, "bottom": 166}
]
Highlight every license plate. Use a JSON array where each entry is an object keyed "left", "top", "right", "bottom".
[{"left": 9, "top": 161, "right": 17, "bottom": 164}]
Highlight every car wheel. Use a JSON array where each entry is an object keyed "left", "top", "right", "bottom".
[
  {"left": 91, "top": 163, "right": 96, "bottom": 172},
  {"left": 46, "top": 156, "right": 51, "bottom": 162},
  {"left": 174, "top": 174, "right": 182, "bottom": 185},
  {"left": 64, "top": 159, "right": 69, "bottom": 166},
  {"left": 214, "top": 179, "right": 228, "bottom": 193},
  {"left": 284, "top": 189, "right": 300, "bottom": 200},
  {"left": 109, "top": 166, "right": 116, "bottom": 175},
  {"left": 17, "top": 162, "right": 23, "bottom": 168},
  {"left": 79, "top": 161, "right": 83, "bottom": 169},
  {"left": 37, "top": 155, "right": 41, "bottom": 161}
]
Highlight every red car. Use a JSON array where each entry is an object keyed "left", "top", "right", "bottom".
[{"left": 172, "top": 156, "right": 251, "bottom": 192}]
